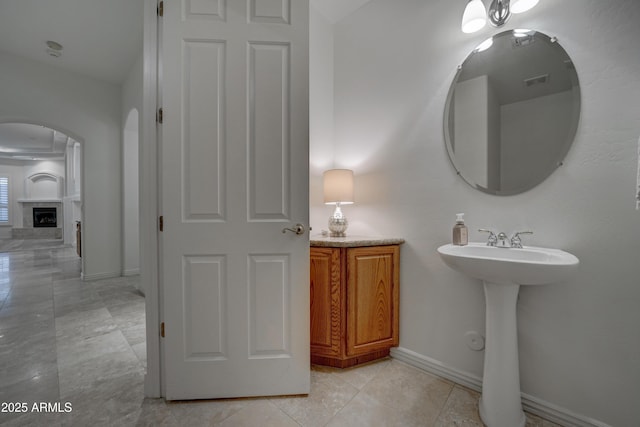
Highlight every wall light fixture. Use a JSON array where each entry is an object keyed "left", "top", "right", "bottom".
[{"left": 462, "top": 0, "right": 539, "bottom": 33}]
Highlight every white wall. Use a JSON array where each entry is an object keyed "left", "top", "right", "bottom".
[
  {"left": 454, "top": 75, "right": 490, "bottom": 188},
  {"left": 309, "top": 5, "right": 336, "bottom": 232},
  {"left": 501, "top": 90, "right": 573, "bottom": 191},
  {"left": 486, "top": 77, "right": 500, "bottom": 189},
  {"left": 122, "top": 54, "right": 143, "bottom": 279},
  {"left": 23, "top": 160, "right": 65, "bottom": 179},
  {"left": 0, "top": 51, "right": 122, "bottom": 279},
  {"left": 23, "top": 160, "right": 65, "bottom": 200},
  {"left": 311, "top": 1, "right": 640, "bottom": 425}
]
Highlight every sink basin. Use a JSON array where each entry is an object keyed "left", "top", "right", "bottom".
[
  {"left": 437, "top": 242, "right": 579, "bottom": 427},
  {"left": 437, "top": 242, "right": 579, "bottom": 285}
]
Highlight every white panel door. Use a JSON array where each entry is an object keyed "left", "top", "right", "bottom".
[{"left": 160, "top": 0, "right": 309, "bottom": 400}]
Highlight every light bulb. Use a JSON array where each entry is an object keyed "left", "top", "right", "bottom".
[
  {"left": 511, "top": 0, "right": 539, "bottom": 14},
  {"left": 475, "top": 37, "right": 494, "bottom": 52},
  {"left": 461, "top": 0, "right": 487, "bottom": 34}
]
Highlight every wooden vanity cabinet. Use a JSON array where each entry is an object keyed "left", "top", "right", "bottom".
[{"left": 310, "top": 242, "right": 401, "bottom": 368}]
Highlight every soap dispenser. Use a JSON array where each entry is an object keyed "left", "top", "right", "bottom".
[{"left": 453, "top": 213, "right": 468, "bottom": 246}]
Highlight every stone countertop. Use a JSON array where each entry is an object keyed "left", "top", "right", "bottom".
[{"left": 310, "top": 235, "right": 405, "bottom": 248}]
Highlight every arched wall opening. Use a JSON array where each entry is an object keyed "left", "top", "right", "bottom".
[{"left": 0, "top": 119, "right": 84, "bottom": 274}]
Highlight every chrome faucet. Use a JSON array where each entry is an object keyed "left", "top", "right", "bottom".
[
  {"left": 510, "top": 231, "right": 533, "bottom": 248},
  {"left": 479, "top": 229, "right": 533, "bottom": 248},
  {"left": 478, "top": 229, "right": 498, "bottom": 246},
  {"left": 496, "top": 232, "right": 510, "bottom": 248}
]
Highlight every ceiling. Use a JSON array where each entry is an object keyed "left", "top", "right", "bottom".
[
  {"left": 311, "top": 0, "right": 373, "bottom": 23},
  {"left": 0, "top": 0, "right": 369, "bottom": 87},
  {"left": 0, "top": 0, "right": 368, "bottom": 159},
  {"left": 0, "top": 123, "right": 72, "bottom": 161},
  {"left": 0, "top": 0, "right": 144, "bottom": 85}
]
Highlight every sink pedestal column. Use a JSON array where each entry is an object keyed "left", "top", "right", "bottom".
[{"left": 479, "top": 281, "right": 526, "bottom": 427}]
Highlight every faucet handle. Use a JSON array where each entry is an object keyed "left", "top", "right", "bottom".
[
  {"left": 510, "top": 231, "right": 533, "bottom": 248},
  {"left": 478, "top": 229, "right": 498, "bottom": 246}
]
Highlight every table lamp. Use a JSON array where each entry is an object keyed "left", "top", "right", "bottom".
[{"left": 323, "top": 169, "right": 354, "bottom": 237}]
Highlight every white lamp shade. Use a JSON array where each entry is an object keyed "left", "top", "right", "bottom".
[
  {"left": 323, "top": 169, "right": 354, "bottom": 204},
  {"left": 511, "top": 0, "right": 539, "bottom": 14},
  {"left": 462, "top": 0, "right": 487, "bottom": 33}
]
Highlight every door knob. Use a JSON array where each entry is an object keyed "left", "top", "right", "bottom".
[{"left": 282, "top": 223, "right": 305, "bottom": 235}]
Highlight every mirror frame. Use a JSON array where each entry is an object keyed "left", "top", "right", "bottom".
[{"left": 443, "top": 29, "right": 581, "bottom": 196}]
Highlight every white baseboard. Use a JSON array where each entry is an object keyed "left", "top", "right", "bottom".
[
  {"left": 122, "top": 268, "right": 140, "bottom": 276},
  {"left": 390, "top": 347, "right": 611, "bottom": 427},
  {"left": 390, "top": 346, "right": 483, "bottom": 392},
  {"left": 81, "top": 271, "right": 121, "bottom": 281}
]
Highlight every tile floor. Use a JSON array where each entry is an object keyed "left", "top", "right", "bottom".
[{"left": 0, "top": 245, "right": 562, "bottom": 426}]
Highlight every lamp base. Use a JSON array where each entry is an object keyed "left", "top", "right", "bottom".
[
  {"left": 328, "top": 202, "right": 348, "bottom": 237},
  {"left": 328, "top": 216, "right": 348, "bottom": 237}
]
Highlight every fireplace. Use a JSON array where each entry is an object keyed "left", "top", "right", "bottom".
[{"left": 33, "top": 207, "right": 57, "bottom": 228}]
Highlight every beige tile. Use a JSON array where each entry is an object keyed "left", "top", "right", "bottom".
[
  {"left": 327, "top": 391, "right": 425, "bottom": 427},
  {"left": 435, "top": 385, "right": 483, "bottom": 427},
  {"left": 526, "top": 412, "right": 546, "bottom": 426},
  {"left": 271, "top": 368, "right": 359, "bottom": 427},
  {"left": 167, "top": 398, "right": 248, "bottom": 425},
  {"left": 217, "top": 400, "right": 299, "bottom": 427},
  {"left": 312, "top": 357, "right": 391, "bottom": 390},
  {"left": 359, "top": 360, "right": 454, "bottom": 425}
]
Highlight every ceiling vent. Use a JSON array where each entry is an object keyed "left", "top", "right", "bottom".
[
  {"left": 523, "top": 73, "right": 549, "bottom": 87},
  {"left": 512, "top": 35, "right": 535, "bottom": 47}
]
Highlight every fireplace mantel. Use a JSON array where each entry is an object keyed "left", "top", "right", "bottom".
[{"left": 17, "top": 199, "right": 63, "bottom": 203}]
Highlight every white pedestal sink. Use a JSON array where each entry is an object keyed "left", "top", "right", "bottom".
[{"left": 437, "top": 243, "right": 579, "bottom": 427}]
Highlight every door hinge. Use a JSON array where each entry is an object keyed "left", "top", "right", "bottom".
[
  {"left": 159, "top": 215, "right": 164, "bottom": 232},
  {"left": 156, "top": 108, "right": 163, "bottom": 124},
  {"left": 160, "top": 322, "right": 165, "bottom": 338},
  {"left": 157, "top": 1, "right": 164, "bottom": 17}
]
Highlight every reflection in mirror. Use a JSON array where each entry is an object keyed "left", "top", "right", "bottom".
[{"left": 444, "top": 29, "right": 580, "bottom": 195}]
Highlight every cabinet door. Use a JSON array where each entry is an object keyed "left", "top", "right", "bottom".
[
  {"left": 346, "top": 246, "right": 399, "bottom": 356},
  {"left": 310, "top": 247, "right": 342, "bottom": 357}
]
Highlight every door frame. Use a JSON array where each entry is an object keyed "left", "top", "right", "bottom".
[{"left": 141, "top": 0, "right": 161, "bottom": 397}]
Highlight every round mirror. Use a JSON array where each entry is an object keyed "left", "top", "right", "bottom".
[{"left": 444, "top": 29, "right": 580, "bottom": 195}]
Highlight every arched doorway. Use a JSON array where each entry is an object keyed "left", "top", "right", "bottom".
[{"left": 0, "top": 121, "right": 84, "bottom": 272}]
